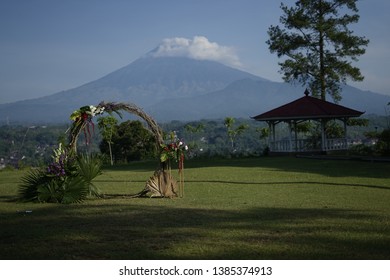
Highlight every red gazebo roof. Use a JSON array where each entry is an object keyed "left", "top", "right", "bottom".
[{"left": 252, "top": 90, "right": 364, "bottom": 122}]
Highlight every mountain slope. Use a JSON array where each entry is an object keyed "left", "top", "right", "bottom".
[
  {"left": 146, "top": 78, "right": 390, "bottom": 121},
  {"left": 0, "top": 55, "right": 389, "bottom": 124},
  {"left": 0, "top": 56, "right": 263, "bottom": 123}
]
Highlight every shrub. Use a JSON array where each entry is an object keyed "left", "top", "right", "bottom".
[
  {"left": 377, "top": 129, "right": 390, "bottom": 156},
  {"left": 18, "top": 152, "right": 102, "bottom": 204}
]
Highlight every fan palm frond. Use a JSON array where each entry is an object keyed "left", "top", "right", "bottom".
[
  {"left": 76, "top": 153, "right": 103, "bottom": 197},
  {"left": 19, "top": 168, "right": 48, "bottom": 202},
  {"left": 61, "top": 176, "right": 89, "bottom": 204},
  {"left": 37, "top": 180, "right": 63, "bottom": 203}
]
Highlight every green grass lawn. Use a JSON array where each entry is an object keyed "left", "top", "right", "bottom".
[{"left": 0, "top": 157, "right": 389, "bottom": 259}]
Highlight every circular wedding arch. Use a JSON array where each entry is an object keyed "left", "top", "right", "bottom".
[{"left": 68, "top": 101, "right": 181, "bottom": 198}]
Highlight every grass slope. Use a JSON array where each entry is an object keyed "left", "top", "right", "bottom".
[{"left": 0, "top": 157, "right": 389, "bottom": 259}]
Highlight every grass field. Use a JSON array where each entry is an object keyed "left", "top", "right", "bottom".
[{"left": 0, "top": 157, "right": 389, "bottom": 259}]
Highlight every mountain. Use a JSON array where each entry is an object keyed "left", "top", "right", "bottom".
[
  {"left": 0, "top": 53, "right": 389, "bottom": 124},
  {"left": 148, "top": 80, "right": 390, "bottom": 121},
  {"left": 0, "top": 56, "right": 263, "bottom": 123},
  {"left": 147, "top": 79, "right": 303, "bottom": 121}
]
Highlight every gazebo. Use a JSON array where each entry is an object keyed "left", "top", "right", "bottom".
[{"left": 252, "top": 89, "right": 364, "bottom": 153}]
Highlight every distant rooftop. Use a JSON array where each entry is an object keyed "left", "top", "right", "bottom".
[{"left": 252, "top": 89, "right": 364, "bottom": 121}]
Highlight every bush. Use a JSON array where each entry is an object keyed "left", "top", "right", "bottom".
[
  {"left": 348, "top": 144, "right": 374, "bottom": 156},
  {"left": 377, "top": 129, "right": 390, "bottom": 156}
]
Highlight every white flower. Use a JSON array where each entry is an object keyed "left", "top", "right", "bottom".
[
  {"left": 179, "top": 141, "right": 183, "bottom": 146},
  {"left": 89, "top": 105, "right": 104, "bottom": 116},
  {"left": 89, "top": 105, "right": 97, "bottom": 116},
  {"left": 185, "top": 145, "right": 188, "bottom": 151},
  {"left": 95, "top": 106, "right": 105, "bottom": 115}
]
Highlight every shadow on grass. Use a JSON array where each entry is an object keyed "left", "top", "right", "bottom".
[
  {"left": 185, "top": 180, "right": 390, "bottom": 191},
  {"left": 103, "top": 157, "right": 390, "bottom": 179},
  {"left": 0, "top": 195, "right": 18, "bottom": 202},
  {"left": 1, "top": 203, "right": 389, "bottom": 260}
]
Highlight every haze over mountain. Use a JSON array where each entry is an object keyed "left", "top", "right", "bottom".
[{"left": 0, "top": 47, "right": 389, "bottom": 124}]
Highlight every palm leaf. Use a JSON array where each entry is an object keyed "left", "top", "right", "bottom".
[
  {"left": 61, "top": 176, "right": 89, "bottom": 204},
  {"left": 19, "top": 168, "right": 48, "bottom": 202},
  {"left": 37, "top": 180, "right": 63, "bottom": 203},
  {"left": 76, "top": 153, "right": 103, "bottom": 197}
]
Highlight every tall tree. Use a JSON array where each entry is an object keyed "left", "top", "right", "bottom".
[
  {"left": 266, "top": 0, "right": 369, "bottom": 101},
  {"left": 224, "top": 117, "right": 248, "bottom": 150},
  {"left": 97, "top": 116, "right": 118, "bottom": 166}
]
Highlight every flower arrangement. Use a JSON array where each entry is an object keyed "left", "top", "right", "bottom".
[
  {"left": 47, "top": 143, "right": 67, "bottom": 177},
  {"left": 160, "top": 134, "right": 188, "bottom": 198},
  {"left": 46, "top": 143, "right": 76, "bottom": 178},
  {"left": 70, "top": 105, "right": 105, "bottom": 122},
  {"left": 160, "top": 139, "right": 188, "bottom": 165},
  {"left": 69, "top": 105, "right": 105, "bottom": 147}
]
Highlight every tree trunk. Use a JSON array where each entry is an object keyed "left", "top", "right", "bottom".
[{"left": 319, "top": 0, "right": 326, "bottom": 101}]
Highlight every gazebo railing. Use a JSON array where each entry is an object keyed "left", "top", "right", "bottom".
[
  {"left": 324, "top": 138, "right": 348, "bottom": 151},
  {"left": 270, "top": 138, "right": 348, "bottom": 152}
]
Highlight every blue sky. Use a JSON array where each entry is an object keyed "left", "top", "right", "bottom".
[{"left": 0, "top": 0, "right": 389, "bottom": 104}]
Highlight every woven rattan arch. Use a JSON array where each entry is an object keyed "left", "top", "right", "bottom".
[{"left": 67, "top": 101, "right": 180, "bottom": 198}]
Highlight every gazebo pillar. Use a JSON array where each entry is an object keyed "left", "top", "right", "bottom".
[
  {"left": 321, "top": 119, "right": 327, "bottom": 153},
  {"left": 293, "top": 121, "right": 298, "bottom": 151},
  {"left": 268, "top": 121, "right": 277, "bottom": 151},
  {"left": 288, "top": 121, "right": 293, "bottom": 152},
  {"left": 343, "top": 118, "right": 348, "bottom": 149}
]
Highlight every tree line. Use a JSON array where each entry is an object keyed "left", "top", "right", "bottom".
[{"left": 1, "top": 113, "right": 390, "bottom": 168}]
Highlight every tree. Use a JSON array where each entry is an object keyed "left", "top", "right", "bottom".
[
  {"left": 224, "top": 117, "right": 248, "bottom": 150},
  {"left": 97, "top": 116, "right": 118, "bottom": 166},
  {"left": 184, "top": 123, "right": 205, "bottom": 157},
  {"left": 102, "top": 120, "right": 155, "bottom": 163},
  {"left": 266, "top": 0, "right": 369, "bottom": 101}
]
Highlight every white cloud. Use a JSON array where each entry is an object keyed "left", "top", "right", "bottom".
[{"left": 151, "top": 36, "right": 242, "bottom": 67}]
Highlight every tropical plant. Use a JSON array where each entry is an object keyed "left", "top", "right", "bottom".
[
  {"left": 18, "top": 151, "right": 102, "bottom": 203},
  {"left": 19, "top": 168, "right": 47, "bottom": 202},
  {"left": 184, "top": 123, "right": 205, "bottom": 158},
  {"left": 97, "top": 116, "right": 118, "bottom": 166},
  {"left": 224, "top": 117, "right": 249, "bottom": 150},
  {"left": 160, "top": 138, "right": 188, "bottom": 164},
  {"left": 76, "top": 153, "right": 103, "bottom": 197}
]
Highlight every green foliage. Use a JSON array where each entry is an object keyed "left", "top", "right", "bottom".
[
  {"left": 224, "top": 117, "right": 249, "bottom": 150},
  {"left": 325, "top": 121, "right": 345, "bottom": 138},
  {"left": 377, "top": 129, "right": 390, "bottom": 156},
  {"left": 60, "top": 176, "right": 89, "bottom": 204},
  {"left": 18, "top": 153, "right": 102, "bottom": 204},
  {"left": 160, "top": 138, "right": 188, "bottom": 164},
  {"left": 99, "top": 120, "right": 156, "bottom": 163},
  {"left": 2, "top": 114, "right": 388, "bottom": 167},
  {"left": 97, "top": 116, "right": 118, "bottom": 166},
  {"left": 19, "top": 168, "right": 46, "bottom": 202},
  {"left": 347, "top": 118, "right": 369, "bottom": 127},
  {"left": 76, "top": 153, "right": 103, "bottom": 197},
  {"left": 163, "top": 118, "right": 269, "bottom": 158},
  {"left": 267, "top": 0, "right": 369, "bottom": 101},
  {"left": 184, "top": 123, "right": 205, "bottom": 158},
  {"left": 0, "top": 124, "right": 68, "bottom": 167},
  {"left": 257, "top": 127, "right": 270, "bottom": 139},
  {"left": 348, "top": 143, "right": 374, "bottom": 156}
]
